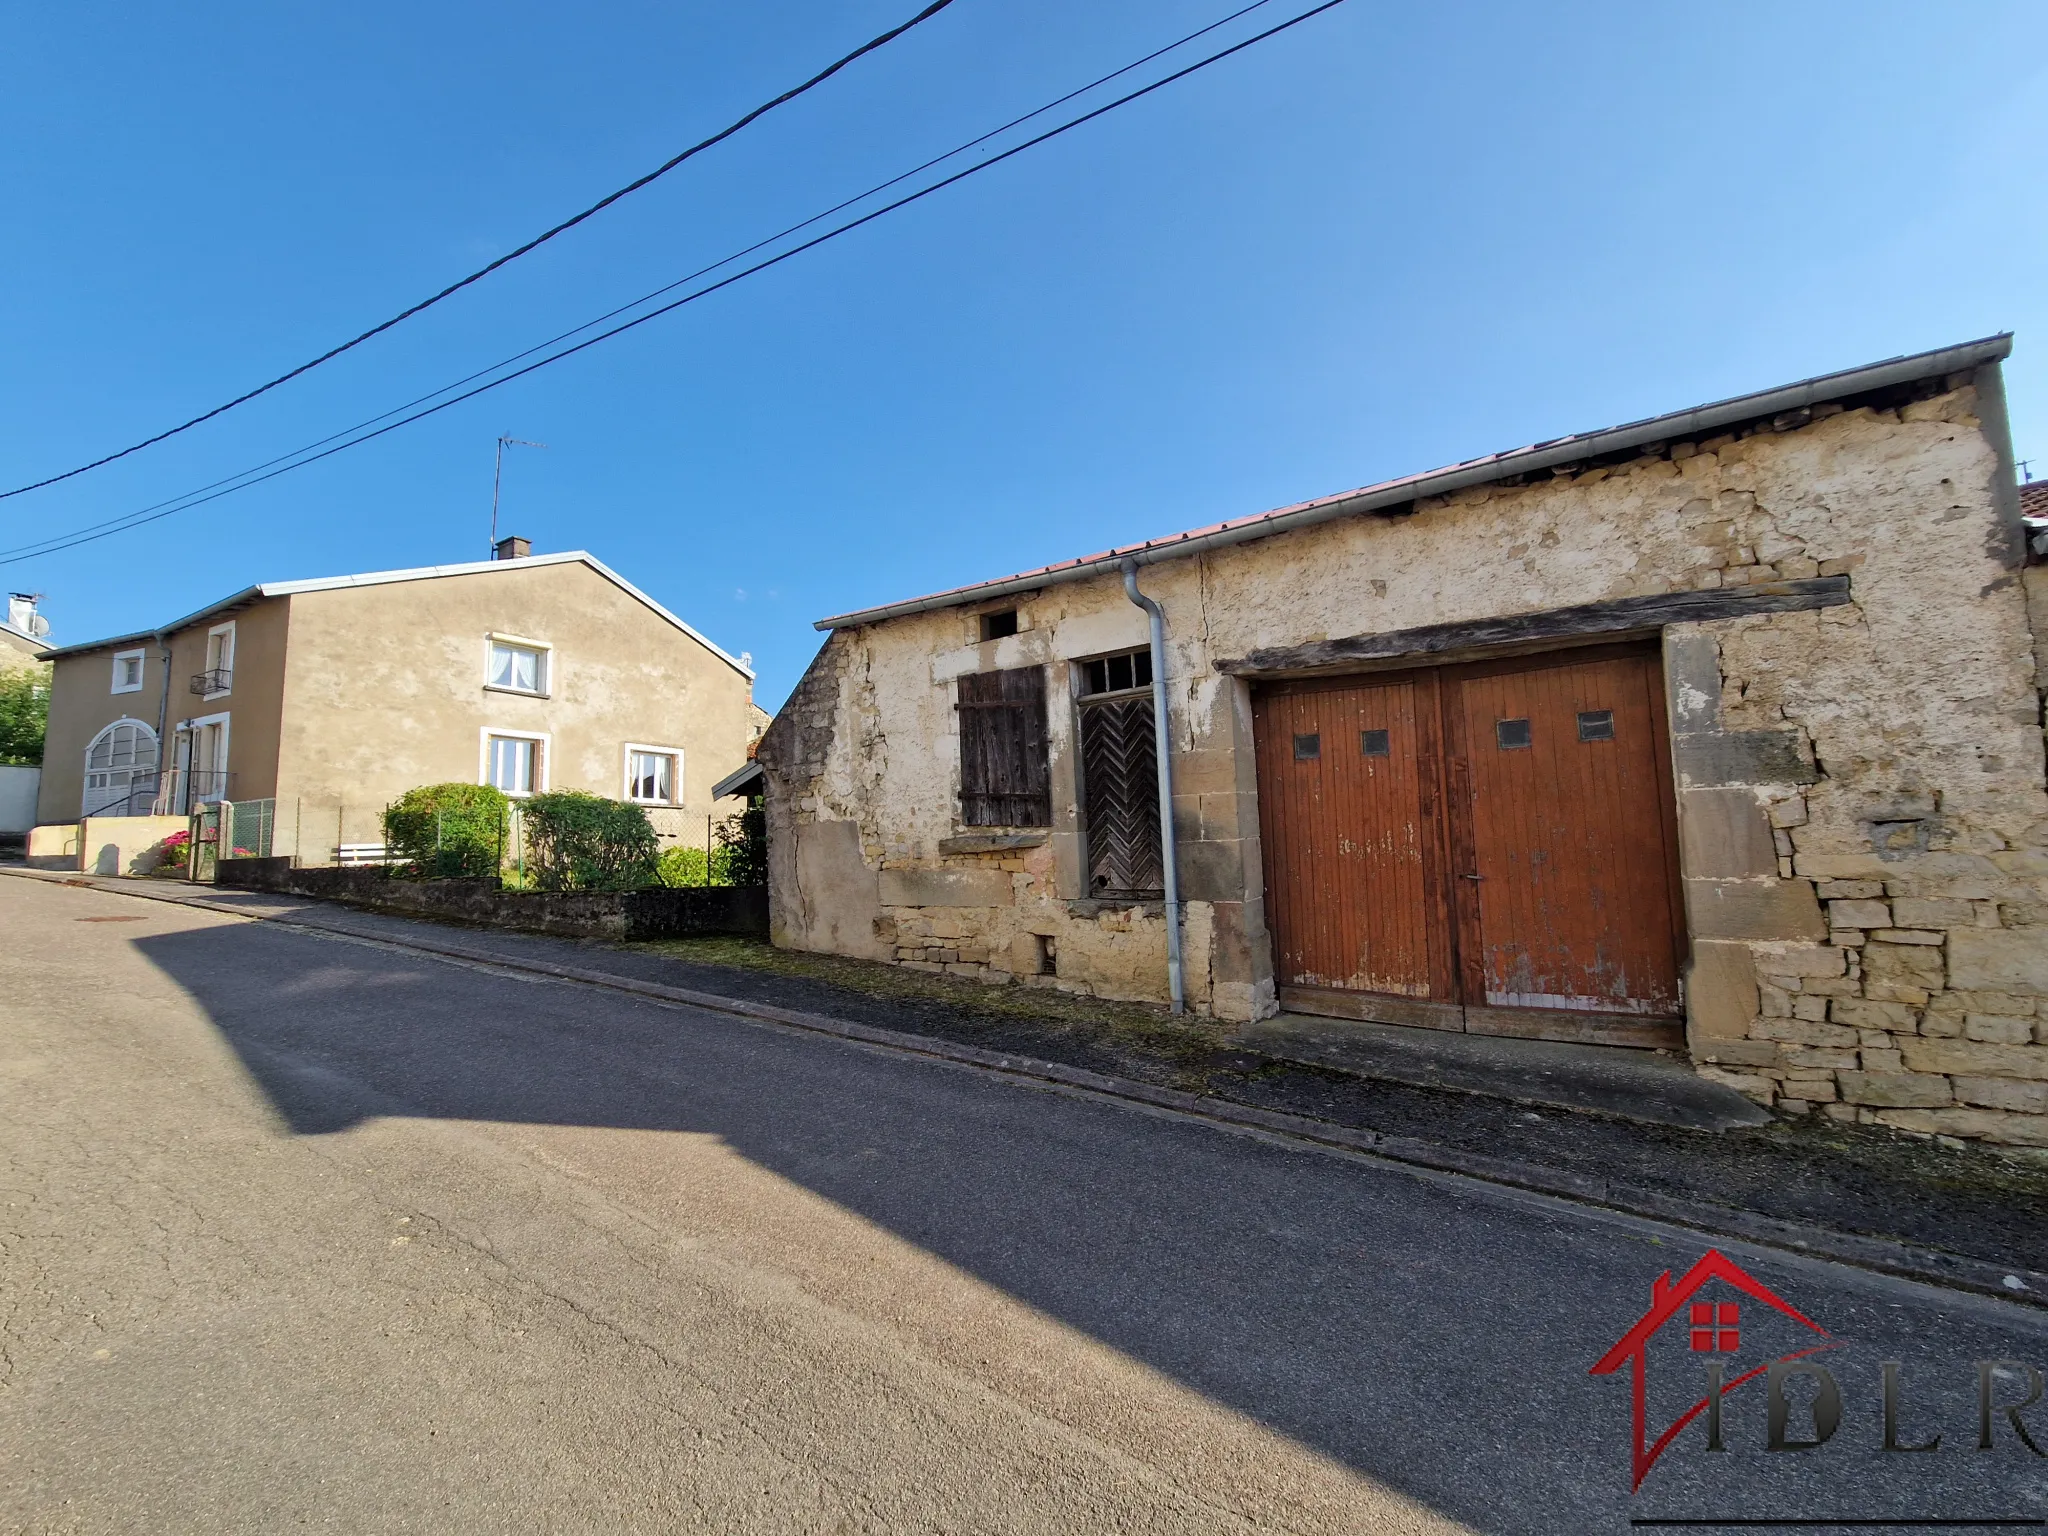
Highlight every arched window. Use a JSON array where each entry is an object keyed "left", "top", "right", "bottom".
[{"left": 83, "top": 718, "right": 159, "bottom": 817}]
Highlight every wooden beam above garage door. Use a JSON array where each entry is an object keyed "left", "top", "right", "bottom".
[{"left": 1217, "top": 577, "right": 1851, "bottom": 678}]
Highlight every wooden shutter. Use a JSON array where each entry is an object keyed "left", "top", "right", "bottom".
[
  {"left": 957, "top": 668, "right": 1051, "bottom": 826},
  {"left": 1079, "top": 695, "right": 1163, "bottom": 896}
]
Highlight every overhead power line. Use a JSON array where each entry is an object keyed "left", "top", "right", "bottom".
[
  {"left": 1, "top": 0, "right": 1350, "bottom": 568},
  {"left": 0, "top": 0, "right": 1286, "bottom": 565},
  {"left": 0, "top": 0, "right": 961, "bottom": 505}
]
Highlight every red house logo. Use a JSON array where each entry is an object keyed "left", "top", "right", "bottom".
[{"left": 1588, "top": 1249, "right": 1837, "bottom": 1490}]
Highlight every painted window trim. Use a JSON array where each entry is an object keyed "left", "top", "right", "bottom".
[
  {"left": 622, "top": 742, "right": 685, "bottom": 807},
  {"left": 110, "top": 647, "right": 146, "bottom": 695},
  {"left": 177, "top": 710, "right": 233, "bottom": 805},
  {"left": 203, "top": 621, "right": 235, "bottom": 700},
  {"left": 480, "top": 727, "right": 551, "bottom": 797},
  {"left": 483, "top": 631, "right": 553, "bottom": 699}
]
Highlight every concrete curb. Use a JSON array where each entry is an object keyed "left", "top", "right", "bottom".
[{"left": 9, "top": 865, "right": 2046, "bottom": 1311}]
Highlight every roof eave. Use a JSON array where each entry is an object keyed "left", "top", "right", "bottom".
[{"left": 815, "top": 333, "right": 2014, "bottom": 632}]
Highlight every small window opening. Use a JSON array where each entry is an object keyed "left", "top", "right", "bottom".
[
  {"left": 1688, "top": 1301, "right": 1740, "bottom": 1353},
  {"left": 1293, "top": 732, "right": 1321, "bottom": 761},
  {"left": 1496, "top": 718, "right": 1532, "bottom": 750},
  {"left": 979, "top": 609, "right": 1019, "bottom": 642},
  {"left": 1080, "top": 649, "right": 1152, "bottom": 696},
  {"left": 1360, "top": 729, "right": 1391, "bottom": 757},
  {"left": 1035, "top": 934, "right": 1057, "bottom": 976},
  {"left": 1577, "top": 709, "right": 1615, "bottom": 742}
]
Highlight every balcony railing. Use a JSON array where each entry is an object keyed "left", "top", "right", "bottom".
[
  {"left": 83, "top": 773, "right": 161, "bottom": 820},
  {"left": 190, "top": 667, "right": 231, "bottom": 696}
]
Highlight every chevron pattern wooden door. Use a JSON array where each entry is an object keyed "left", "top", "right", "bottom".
[{"left": 1079, "top": 694, "right": 1164, "bottom": 897}]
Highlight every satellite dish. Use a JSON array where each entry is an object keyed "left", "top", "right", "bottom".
[{"left": 28, "top": 615, "right": 49, "bottom": 638}]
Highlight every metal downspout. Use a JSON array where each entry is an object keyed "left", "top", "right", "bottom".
[
  {"left": 1121, "top": 560, "right": 1184, "bottom": 1014},
  {"left": 150, "top": 629, "right": 172, "bottom": 813}
]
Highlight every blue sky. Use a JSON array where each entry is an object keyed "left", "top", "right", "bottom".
[{"left": 4, "top": 0, "right": 2044, "bottom": 708}]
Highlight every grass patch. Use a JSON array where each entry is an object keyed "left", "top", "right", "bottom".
[{"left": 629, "top": 934, "right": 1230, "bottom": 1064}]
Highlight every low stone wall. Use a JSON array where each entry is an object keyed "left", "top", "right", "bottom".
[{"left": 215, "top": 858, "right": 768, "bottom": 940}]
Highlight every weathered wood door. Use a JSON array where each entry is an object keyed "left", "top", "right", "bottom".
[
  {"left": 1252, "top": 672, "right": 1454, "bottom": 1013},
  {"left": 1253, "top": 644, "right": 1684, "bottom": 1048}
]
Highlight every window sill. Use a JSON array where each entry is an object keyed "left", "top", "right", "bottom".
[
  {"left": 201, "top": 692, "right": 231, "bottom": 703},
  {"left": 484, "top": 684, "right": 550, "bottom": 700},
  {"left": 1066, "top": 896, "right": 1165, "bottom": 916},
  {"left": 939, "top": 830, "right": 1049, "bottom": 855}
]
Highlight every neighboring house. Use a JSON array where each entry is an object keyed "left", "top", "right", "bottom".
[
  {"left": 36, "top": 541, "right": 759, "bottom": 858},
  {"left": 759, "top": 334, "right": 2048, "bottom": 1149},
  {"left": 1, "top": 593, "right": 50, "bottom": 673}
]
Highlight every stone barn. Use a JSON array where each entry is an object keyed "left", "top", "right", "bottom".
[{"left": 758, "top": 335, "right": 2048, "bottom": 1147}]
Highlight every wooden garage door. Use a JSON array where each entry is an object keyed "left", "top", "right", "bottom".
[{"left": 1254, "top": 644, "right": 1684, "bottom": 1048}]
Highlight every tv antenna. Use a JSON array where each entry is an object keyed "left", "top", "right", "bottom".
[{"left": 490, "top": 436, "right": 547, "bottom": 555}]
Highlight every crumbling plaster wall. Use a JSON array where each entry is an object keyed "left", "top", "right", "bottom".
[{"left": 762, "top": 373, "right": 2048, "bottom": 1148}]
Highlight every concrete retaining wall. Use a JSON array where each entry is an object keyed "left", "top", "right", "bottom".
[
  {"left": 214, "top": 857, "right": 768, "bottom": 940},
  {"left": 0, "top": 766, "right": 39, "bottom": 834}
]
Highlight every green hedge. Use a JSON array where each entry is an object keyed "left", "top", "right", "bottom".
[
  {"left": 384, "top": 783, "right": 509, "bottom": 879},
  {"left": 522, "top": 791, "right": 658, "bottom": 891},
  {"left": 713, "top": 803, "right": 767, "bottom": 886}
]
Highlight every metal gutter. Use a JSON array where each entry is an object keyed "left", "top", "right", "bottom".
[{"left": 816, "top": 334, "right": 2013, "bottom": 631}]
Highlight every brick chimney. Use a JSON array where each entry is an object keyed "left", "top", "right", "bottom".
[{"left": 493, "top": 535, "right": 532, "bottom": 561}]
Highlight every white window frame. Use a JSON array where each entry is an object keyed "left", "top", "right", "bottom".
[
  {"left": 81, "top": 716, "right": 160, "bottom": 815},
  {"left": 483, "top": 632, "right": 552, "bottom": 698},
  {"left": 176, "top": 709, "right": 233, "bottom": 807},
  {"left": 622, "top": 743, "right": 684, "bottom": 807},
  {"left": 110, "top": 647, "right": 146, "bottom": 695},
  {"left": 480, "top": 727, "right": 550, "bottom": 797},
  {"left": 202, "top": 621, "right": 235, "bottom": 700}
]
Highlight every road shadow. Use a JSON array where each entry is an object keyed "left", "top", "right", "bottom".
[{"left": 130, "top": 919, "right": 2048, "bottom": 1533}]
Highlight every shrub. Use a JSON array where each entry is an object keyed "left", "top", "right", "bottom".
[
  {"left": 384, "top": 783, "right": 509, "bottom": 879},
  {"left": 522, "top": 791, "right": 657, "bottom": 891},
  {"left": 713, "top": 802, "right": 768, "bottom": 886},
  {"left": 157, "top": 828, "right": 190, "bottom": 870},
  {"left": 655, "top": 845, "right": 710, "bottom": 887}
]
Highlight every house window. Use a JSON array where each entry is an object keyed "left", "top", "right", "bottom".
[
  {"left": 979, "top": 609, "right": 1019, "bottom": 642},
  {"left": 111, "top": 648, "right": 145, "bottom": 695},
  {"left": 201, "top": 622, "right": 235, "bottom": 698},
  {"left": 486, "top": 635, "right": 549, "bottom": 696},
  {"left": 624, "top": 745, "right": 681, "bottom": 806},
  {"left": 1080, "top": 649, "right": 1151, "bottom": 697},
  {"left": 1689, "top": 1302, "right": 1740, "bottom": 1353},
  {"left": 1075, "top": 650, "right": 1162, "bottom": 898},
  {"left": 957, "top": 667, "right": 1050, "bottom": 827},
  {"left": 482, "top": 731, "right": 547, "bottom": 796}
]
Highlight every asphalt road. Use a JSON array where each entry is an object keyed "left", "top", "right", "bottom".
[{"left": 3, "top": 876, "right": 2045, "bottom": 1534}]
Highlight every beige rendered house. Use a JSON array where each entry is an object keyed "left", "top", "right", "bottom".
[
  {"left": 760, "top": 334, "right": 2048, "bottom": 1150},
  {"left": 36, "top": 542, "right": 760, "bottom": 860}
]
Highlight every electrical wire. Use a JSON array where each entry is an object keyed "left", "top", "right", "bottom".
[
  {"left": 0, "top": 0, "right": 961, "bottom": 503},
  {"left": 1, "top": 0, "right": 1349, "bottom": 567},
  {"left": 0, "top": 0, "right": 1284, "bottom": 563}
]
